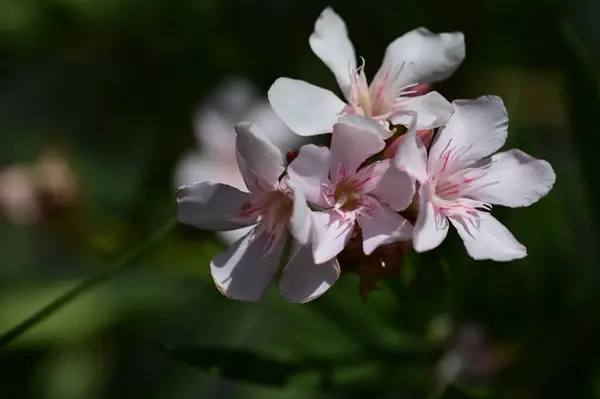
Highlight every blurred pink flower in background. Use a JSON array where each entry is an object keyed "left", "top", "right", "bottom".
[
  {"left": 0, "top": 149, "right": 79, "bottom": 226},
  {"left": 436, "top": 322, "right": 501, "bottom": 388},
  {"left": 0, "top": 165, "right": 40, "bottom": 225},
  {"left": 174, "top": 77, "right": 306, "bottom": 244}
]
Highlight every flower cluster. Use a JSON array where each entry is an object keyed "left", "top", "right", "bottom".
[{"left": 176, "top": 7, "right": 555, "bottom": 303}]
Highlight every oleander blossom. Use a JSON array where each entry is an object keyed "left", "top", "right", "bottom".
[
  {"left": 174, "top": 77, "right": 305, "bottom": 245},
  {"left": 177, "top": 122, "right": 339, "bottom": 303},
  {"left": 394, "top": 96, "right": 556, "bottom": 261},
  {"left": 287, "top": 115, "right": 414, "bottom": 264},
  {"left": 268, "top": 7, "right": 464, "bottom": 136}
]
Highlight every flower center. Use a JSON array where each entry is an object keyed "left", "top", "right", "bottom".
[
  {"left": 345, "top": 58, "right": 419, "bottom": 120},
  {"left": 239, "top": 188, "right": 294, "bottom": 253},
  {"left": 243, "top": 190, "right": 292, "bottom": 224},
  {"left": 333, "top": 181, "right": 362, "bottom": 212},
  {"left": 427, "top": 147, "right": 493, "bottom": 222}
]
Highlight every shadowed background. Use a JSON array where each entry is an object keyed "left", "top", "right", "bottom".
[{"left": 1, "top": 0, "right": 599, "bottom": 398}]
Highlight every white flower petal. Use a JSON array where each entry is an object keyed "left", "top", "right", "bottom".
[
  {"left": 429, "top": 96, "right": 508, "bottom": 173},
  {"left": 287, "top": 181, "right": 312, "bottom": 245},
  {"left": 390, "top": 91, "right": 454, "bottom": 130},
  {"left": 376, "top": 27, "right": 465, "bottom": 88},
  {"left": 278, "top": 242, "right": 340, "bottom": 303},
  {"left": 449, "top": 212, "right": 527, "bottom": 261},
  {"left": 338, "top": 112, "right": 395, "bottom": 140},
  {"left": 217, "top": 226, "right": 255, "bottom": 246},
  {"left": 194, "top": 107, "right": 238, "bottom": 155},
  {"left": 358, "top": 204, "right": 413, "bottom": 255},
  {"left": 468, "top": 149, "right": 556, "bottom": 208},
  {"left": 268, "top": 78, "right": 347, "bottom": 136},
  {"left": 330, "top": 115, "right": 386, "bottom": 178},
  {"left": 383, "top": 129, "right": 434, "bottom": 159},
  {"left": 174, "top": 150, "right": 246, "bottom": 191},
  {"left": 309, "top": 7, "right": 357, "bottom": 98},
  {"left": 235, "top": 122, "right": 285, "bottom": 191},
  {"left": 369, "top": 159, "right": 415, "bottom": 211},
  {"left": 393, "top": 126, "right": 429, "bottom": 183},
  {"left": 244, "top": 101, "right": 306, "bottom": 152},
  {"left": 177, "top": 182, "right": 257, "bottom": 231},
  {"left": 286, "top": 144, "right": 332, "bottom": 207},
  {"left": 311, "top": 211, "right": 355, "bottom": 264},
  {"left": 413, "top": 183, "right": 449, "bottom": 252},
  {"left": 210, "top": 227, "right": 286, "bottom": 301},
  {"left": 192, "top": 78, "right": 258, "bottom": 152}
]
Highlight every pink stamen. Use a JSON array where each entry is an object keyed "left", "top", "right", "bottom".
[
  {"left": 439, "top": 204, "right": 476, "bottom": 212},
  {"left": 440, "top": 189, "right": 459, "bottom": 196},
  {"left": 373, "top": 70, "right": 390, "bottom": 104},
  {"left": 440, "top": 151, "right": 452, "bottom": 173},
  {"left": 436, "top": 176, "right": 482, "bottom": 197},
  {"left": 238, "top": 205, "right": 265, "bottom": 217}
]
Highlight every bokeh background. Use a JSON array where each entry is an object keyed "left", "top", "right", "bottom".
[{"left": 1, "top": 0, "right": 599, "bottom": 397}]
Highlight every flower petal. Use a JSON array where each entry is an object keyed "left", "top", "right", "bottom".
[
  {"left": 358, "top": 203, "right": 413, "bottom": 255},
  {"left": 375, "top": 27, "right": 465, "bottom": 88},
  {"left": 268, "top": 78, "right": 347, "bottom": 136},
  {"left": 244, "top": 102, "right": 307, "bottom": 153},
  {"left": 278, "top": 242, "right": 340, "bottom": 303},
  {"left": 390, "top": 91, "right": 454, "bottom": 130},
  {"left": 330, "top": 115, "right": 386, "bottom": 179},
  {"left": 217, "top": 226, "right": 255, "bottom": 246},
  {"left": 338, "top": 112, "right": 395, "bottom": 139},
  {"left": 429, "top": 96, "right": 508, "bottom": 173},
  {"left": 174, "top": 150, "right": 246, "bottom": 191},
  {"left": 287, "top": 181, "right": 312, "bottom": 245},
  {"left": 369, "top": 159, "right": 415, "bottom": 211},
  {"left": 177, "top": 182, "right": 257, "bottom": 231},
  {"left": 235, "top": 122, "right": 285, "bottom": 192},
  {"left": 468, "top": 149, "right": 556, "bottom": 208},
  {"left": 449, "top": 212, "right": 526, "bottom": 261},
  {"left": 286, "top": 144, "right": 331, "bottom": 207},
  {"left": 311, "top": 210, "right": 355, "bottom": 264},
  {"left": 393, "top": 126, "right": 429, "bottom": 183},
  {"left": 413, "top": 183, "right": 449, "bottom": 252},
  {"left": 309, "top": 7, "right": 357, "bottom": 98},
  {"left": 211, "top": 226, "right": 286, "bottom": 301},
  {"left": 383, "top": 129, "right": 434, "bottom": 159}
]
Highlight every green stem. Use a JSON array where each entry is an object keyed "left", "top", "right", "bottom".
[{"left": 0, "top": 218, "right": 178, "bottom": 349}]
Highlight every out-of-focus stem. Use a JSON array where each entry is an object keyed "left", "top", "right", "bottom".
[{"left": 0, "top": 218, "right": 178, "bottom": 349}]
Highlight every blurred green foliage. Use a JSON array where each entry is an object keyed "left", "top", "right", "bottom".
[{"left": 1, "top": 0, "right": 600, "bottom": 398}]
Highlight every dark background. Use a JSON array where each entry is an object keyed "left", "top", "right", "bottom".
[{"left": 1, "top": 0, "right": 600, "bottom": 397}]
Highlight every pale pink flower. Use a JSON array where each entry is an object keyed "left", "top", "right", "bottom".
[
  {"left": 394, "top": 96, "right": 556, "bottom": 261},
  {"left": 287, "top": 115, "right": 414, "bottom": 264},
  {"left": 177, "top": 122, "right": 339, "bottom": 303},
  {"left": 0, "top": 149, "right": 79, "bottom": 226},
  {"left": 0, "top": 165, "right": 40, "bottom": 225},
  {"left": 437, "top": 323, "right": 500, "bottom": 388},
  {"left": 175, "top": 77, "right": 305, "bottom": 244},
  {"left": 268, "top": 7, "right": 464, "bottom": 136}
]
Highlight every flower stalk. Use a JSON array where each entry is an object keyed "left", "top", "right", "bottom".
[{"left": 0, "top": 218, "right": 178, "bottom": 349}]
